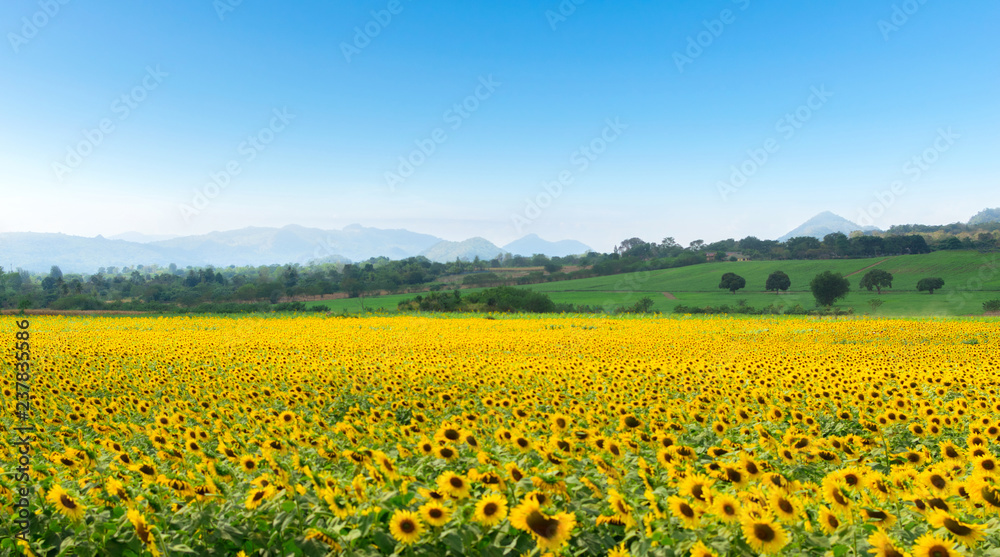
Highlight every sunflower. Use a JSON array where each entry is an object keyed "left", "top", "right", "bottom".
[
  {"left": 711, "top": 493, "right": 740, "bottom": 524},
  {"left": 245, "top": 485, "right": 275, "bottom": 510},
  {"left": 689, "top": 540, "right": 719, "bottom": 557},
  {"left": 968, "top": 476, "right": 1000, "bottom": 510},
  {"left": 867, "top": 530, "right": 906, "bottom": 557},
  {"left": 939, "top": 441, "right": 963, "bottom": 461},
  {"left": 972, "top": 453, "right": 998, "bottom": 476},
  {"left": 388, "top": 510, "right": 423, "bottom": 545},
  {"left": 239, "top": 455, "right": 258, "bottom": 473},
  {"left": 768, "top": 490, "right": 801, "bottom": 523},
  {"left": 817, "top": 506, "right": 842, "bottom": 534},
  {"left": 46, "top": 485, "right": 86, "bottom": 521},
  {"left": 927, "top": 509, "right": 985, "bottom": 547},
  {"left": 740, "top": 513, "right": 788, "bottom": 555},
  {"left": 127, "top": 508, "right": 161, "bottom": 556},
  {"left": 667, "top": 495, "right": 701, "bottom": 529},
  {"left": 505, "top": 462, "right": 525, "bottom": 483},
  {"left": 911, "top": 532, "right": 960, "bottom": 557},
  {"left": 509, "top": 499, "right": 576, "bottom": 552},
  {"left": 860, "top": 507, "right": 896, "bottom": 528},
  {"left": 473, "top": 493, "right": 509, "bottom": 527},
  {"left": 437, "top": 471, "right": 471, "bottom": 499},
  {"left": 419, "top": 500, "right": 451, "bottom": 527},
  {"left": 822, "top": 477, "right": 853, "bottom": 513},
  {"left": 678, "top": 473, "right": 714, "bottom": 503},
  {"left": 435, "top": 445, "right": 458, "bottom": 461}
]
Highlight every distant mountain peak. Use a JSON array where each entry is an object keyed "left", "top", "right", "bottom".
[
  {"left": 502, "top": 234, "right": 592, "bottom": 257},
  {"left": 778, "top": 212, "right": 879, "bottom": 242}
]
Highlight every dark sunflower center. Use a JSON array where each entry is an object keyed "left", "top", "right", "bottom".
[
  {"left": 449, "top": 477, "right": 464, "bottom": 489},
  {"left": 429, "top": 508, "right": 443, "bottom": 518},
  {"left": 943, "top": 518, "right": 973, "bottom": 536},
  {"left": 399, "top": 519, "right": 415, "bottom": 533},
  {"left": 691, "top": 485, "right": 704, "bottom": 501},
  {"left": 726, "top": 469, "right": 742, "bottom": 483},
  {"left": 982, "top": 459, "right": 996, "bottom": 471},
  {"left": 723, "top": 504, "right": 735, "bottom": 515},
  {"left": 483, "top": 502, "right": 498, "bottom": 516},
  {"left": 844, "top": 474, "right": 858, "bottom": 486},
  {"left": 866, "top": 509, "right": 887, "bottom": 520},
  {"left": 440, "top": 448, "right": 454, "bottom": 458},
  {"left": 753, "top": 523, "right": 775, "bottom": 542},
  {"left": 253, "top": 491, "right": 265, "bottom": 501},
  {"left": 624, "top": 416, "right": 640, "bottom": 428},
  {"left": 981, "top": 486, "right": 1000, "bottom": 507},
  {"left": 680, "top": 503, "right": 694, "bottom": 517},
  {"left": 60, "top": 495, "right": 77, "bottom": 510},
  {"left": 444, "top": 429, "right": 460, "bottom": 440},
  {"left": 946, "top": 447, "right": 959, "bottom": 458},
  {"left": 826, "top": 515, "right": 839, "bottom": 528},
  {"left": 525, "top": 510, "right": 559, "bottom": 539},
  {"left": 928, "top": 498, "right": 949, "bottom": 511},
  {"left": 928, "top": 545, "right": 949, "bottom": 557},
  {"left": 930, "top": 475, "right": 946, "bottom": 489},
  {"left": 778, "top": 499, "right": 793, "bottom": 513}
]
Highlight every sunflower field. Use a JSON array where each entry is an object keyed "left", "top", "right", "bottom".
[{"left": 2, "top": 314, "right": 1000, "bottom": 556}]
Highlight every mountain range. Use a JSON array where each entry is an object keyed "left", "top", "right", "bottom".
[
  {"left": 3, "top": 209, "right": 997, "bottom": 274},
  {"left": 0, "top": 225, "right": 593, "bottom": 274}
]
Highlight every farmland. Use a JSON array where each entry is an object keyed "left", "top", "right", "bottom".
[
  {"left": 305, "top": 251, "right": 1000, "bottom": 316},
  {"left": 3, "top": 314, "right": 999, "bottom": 556}
]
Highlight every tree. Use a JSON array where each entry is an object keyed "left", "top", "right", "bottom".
[
  {"left": 917, "top": 277, "right": 945, "bottom": 294},
  {"left": 810, "top": 271, "right": 850, "bottom": 306},
  {"left": 859, "top": 269, "right": 893, "bottom": 294},
  {"left": 765, "top": 271, "right": 791, "bottom": 294},
  {"left": 719, "top": 272, "right": 746, "bottom": 294},
  {"left": 713, "top": 251, "right": 727, "bottom": 263}
]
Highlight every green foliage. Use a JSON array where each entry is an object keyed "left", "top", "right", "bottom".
[
  {"left": 810, "top": 271, "right": 850, "bottom": 306},
  {"left": 718, "top": 272, "right": 746, "bottom": 294},
  {"left": 765, "top": 270, "right": 791, "bottom": 293},
  {"left": 859, "top": 269, "right": 893, "bottom": 294},
  {"left": 984, "top": 299, "right": 1000, "bottom": 312},
  {"left": 613, "top": 296, "right": 656, "bottom": 314},
  {"left": 916, "top": 277, "right": 945, "bottom": 294}
]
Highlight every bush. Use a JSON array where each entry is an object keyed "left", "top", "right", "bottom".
[
  {"left": 984, "top": 299, "right": 1000, "bottom": 312},
  {"left": 49, "top": 295, "right": 102, "bottom": 310}
]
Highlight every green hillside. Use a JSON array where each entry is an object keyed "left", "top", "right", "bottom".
[{"left": 306, "top": 251, "right": 1000, "bottom": 316}]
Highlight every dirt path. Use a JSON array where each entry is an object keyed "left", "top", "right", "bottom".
[
  {"left": 662, "top": 292, "right": 677, "bottom": 300},
  {"left": 844, "top": 257, "right": 894, "bottom": 278}
]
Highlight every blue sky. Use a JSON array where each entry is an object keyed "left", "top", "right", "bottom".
[{"left": 1, "top": 0, "right": 997, "bottom": 252}]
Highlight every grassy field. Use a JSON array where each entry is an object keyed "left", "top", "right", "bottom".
[{"left": 305, "top": 250, "right": 1000, "bottom": 316}]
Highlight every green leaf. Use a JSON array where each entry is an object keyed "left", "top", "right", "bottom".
[{"left": 833, "top": 544, "right": 850, "bottom": 557}]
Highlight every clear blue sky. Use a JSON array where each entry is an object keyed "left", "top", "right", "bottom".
[{"left": 1, "top": 0, "right": 997, "bottom": 251}]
